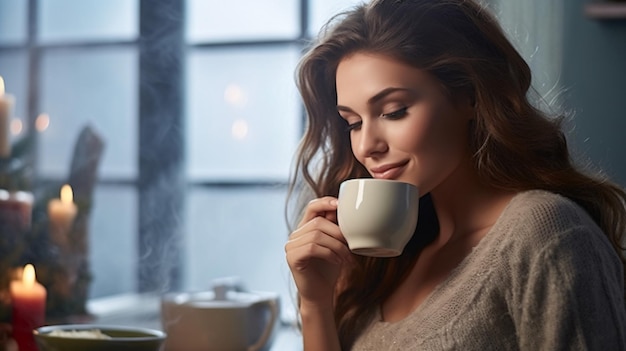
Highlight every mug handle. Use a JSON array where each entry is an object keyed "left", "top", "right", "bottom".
[{"left": 247, "top": 299, "right": 279, "bottom": 351}]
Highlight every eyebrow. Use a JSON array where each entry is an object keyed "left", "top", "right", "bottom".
[{"left": 337, "top": 87, "right": 414, "bottom": 112}]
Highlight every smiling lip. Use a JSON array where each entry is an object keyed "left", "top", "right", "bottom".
[{"left": 370, "top": 161, "right": 408, "bottom": 179}]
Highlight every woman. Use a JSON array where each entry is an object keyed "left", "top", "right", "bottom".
[{"left": 284, "top": 0, "right": 626, "bottom": 350}]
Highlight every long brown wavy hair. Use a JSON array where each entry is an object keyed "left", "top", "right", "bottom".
[{"left": 286, "top": 0, "right": 626, "bottom": 348}]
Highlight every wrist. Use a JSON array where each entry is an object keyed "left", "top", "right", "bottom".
[{"left": 299, "top": 299, "right": 334, "bottom": 320}]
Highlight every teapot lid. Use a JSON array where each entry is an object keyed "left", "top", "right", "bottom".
[{"left": 163, "top": 278, "right": 278, "bottom": 309}]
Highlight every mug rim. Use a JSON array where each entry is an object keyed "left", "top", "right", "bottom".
[{"left": 340, "top": 178, "right": 418, "bottom": 189}]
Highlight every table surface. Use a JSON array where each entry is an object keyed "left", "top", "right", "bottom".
[{"left": 87, "top": 293, "right": 303, "bottom": 351}]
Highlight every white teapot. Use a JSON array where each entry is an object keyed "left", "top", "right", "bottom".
[{"left": 161, "top": 278, "right": 280, "bottom": 351}]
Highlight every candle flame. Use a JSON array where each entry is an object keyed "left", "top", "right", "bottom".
[
  {"left": 36, "top": 113, "right": 50, "bottom": 132},
  {"left": 10, "top": 119, "right": 23, "bottom": 136},
  {"left": 0, "top": 76, "right": 4, "bottom": 95},
  {"left": 231, "top": 119, "right": 249, "bottom": 140},
  {"left": 23, "top": 264, "right": 36, "bottom": 286},
  {"left": 60, "top": 184, "right": 73, "bottom": 204}
]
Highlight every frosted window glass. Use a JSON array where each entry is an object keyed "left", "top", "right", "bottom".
[
  {"left": 38, "top": 0, "right": 138, "bottom": 43},
  {"left": 186, "top": 46, "right": 301, "bottom": 182},
  {"left": 185, "top": 186, "right": 295, "bottom": 321},
  {"left": 39, "top": 47, "right": 138, "bottom": 179},
  {"left": 89, "top": 185, "right": 137, "bottom": 298},
  {"left": 186, "top": 0, "right": 299, "bottom": 43},
  {"left": 0, "top": 52, "right": 29, "bottom": 142},
  {"left": 308, "top": 0, "right": 364, "bottom": 37},
  {"left": 0, "top": 0, "right": 27, "bottom": 45}
]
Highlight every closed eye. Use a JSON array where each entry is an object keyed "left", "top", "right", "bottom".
[
  {"left": 381, "top": 106, "right": 408, "bottom": 120},
  {"left": 345, "top": 120, "right": 362, "bottom": 132}
]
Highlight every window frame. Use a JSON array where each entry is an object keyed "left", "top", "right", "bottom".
[{"left": 0, "top": 0, "right": 311, "bottom": 295}]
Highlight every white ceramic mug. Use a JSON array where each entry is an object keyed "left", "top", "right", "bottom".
[{"left": 337, "top": 178, "right": 419, "bottom": 257}]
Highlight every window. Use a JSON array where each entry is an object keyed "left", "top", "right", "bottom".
[
  {"left": 487, "top": 0, "right": 564, "bottom": 102},
  {"left": 0, "top": 0, "right": 364, "bottom": 322}
]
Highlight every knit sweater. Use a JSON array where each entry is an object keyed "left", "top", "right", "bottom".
[{"left": 351, "top": 190, "right": 626, "bottom": 350}]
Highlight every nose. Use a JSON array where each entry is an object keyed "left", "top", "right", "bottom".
[{"left": 353, "top": 120, "right": 388, "bottom": 158}]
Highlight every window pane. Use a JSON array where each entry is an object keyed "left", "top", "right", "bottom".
[
  {"left": 186, "top": 46, "right": 301, "bottom": 182},
  {"left": 0, "top": 0, "right": 28, "bottom": 45},
  {"left": 185, "top": 186, "right": 295, "bottom": 321},
  {"left": 38, "top": 0, "right": 138, "bottom": 44},
  {"left": 491, "top": 0, "right": 563, "bottom": 100},
  {"left": 0, "top": 51, "right": 29, "bottom": 142},
  {"left": 89, "top": 185, "right": 137, "bottom": 298},
  {"left": 186, "top": 0, "right": 299, "bottom": 43},
  {"left": 39, "top": 47, "right": 138, "bottom": 179},
  {"left": 308, "top": 0, "right": 364, "bottom": 37}
]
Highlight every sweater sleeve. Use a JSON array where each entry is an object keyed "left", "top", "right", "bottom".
[{"left": 513, "top": 225, "right": 626, "bottom": 350}]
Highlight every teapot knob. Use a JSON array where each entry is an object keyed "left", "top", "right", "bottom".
[{"left": 212, "top": 276, "right": 244, "bottom": 300}]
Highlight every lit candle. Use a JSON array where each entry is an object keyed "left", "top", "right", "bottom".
[
  {"left": 10, "top": 264, "right": 46, "bottom": 351},
  {"left": 48, "top": 184, "right": 78, "bottom": 245},
  {"left": 0, "top": 76, "right": 14, "bottom": 158}
]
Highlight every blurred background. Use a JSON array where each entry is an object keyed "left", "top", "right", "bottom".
[{"left": 0, "top": 0, "right": 624, "bottom": 322}]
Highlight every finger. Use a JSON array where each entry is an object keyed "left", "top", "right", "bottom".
[
  {"left": 288, "top": 244, "right": 342, "bottom": 268},
  {"left": 324, "top": 210, "right": 337, "bottom": 223},
  {"left": 286, "top": 226, "right": 346, "bottom": 253},
  {"left": 286, "top": 227, "right": 350, "bottom": 255},
  {"left": 286, "top": 239, "right": 346, "bottom": 267},
  {"left": 290, "top": 216, "right": 347, "bottom": 244},
  {"left": 299, "top": 197, "right": 338, "bottom": 226}
]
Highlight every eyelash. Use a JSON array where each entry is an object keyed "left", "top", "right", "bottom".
[
  {"left": 344, "top": 106, "right": 408, "bottom": 132},
  {"left": 345, "top": 121, "right": 362, "bottom": 132},
  {"left": 382, "top": 106, "right": 408, "bottom": 119}
]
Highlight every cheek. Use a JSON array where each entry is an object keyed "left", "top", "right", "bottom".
[
  {"left": 393, "top": 112, "right": 440, "bottom": 152},
  {"left": 398, "top": 108, "right": 469, "bottom": 161}
]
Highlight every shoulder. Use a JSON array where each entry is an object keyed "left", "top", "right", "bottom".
[
  {"left": 495, "top": 190, "right": 605, "bottom": 248},
  {"left": 492, "top": 190, "right": 623, "bottom": 294},
  {"left": 488, "top": 189, "right": 623, "bottom": 287},
  {"left": 504, "top": 189, "right": 595, "bottom": 228},
  {"left": 495, "top": 191, "right": 626, "bottom": 346}
]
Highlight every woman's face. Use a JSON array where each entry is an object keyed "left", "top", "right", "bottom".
[{"left": 335, "top": 52, "right": 474, "bottom": 194}]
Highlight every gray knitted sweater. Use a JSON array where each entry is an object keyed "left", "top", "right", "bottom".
[{"left": 351, "top": 190, "right": 626, "bottom": 350}]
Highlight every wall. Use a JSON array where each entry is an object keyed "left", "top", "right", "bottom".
[{"left": 561, "top": 0, "right": 626, "bottom": 187}]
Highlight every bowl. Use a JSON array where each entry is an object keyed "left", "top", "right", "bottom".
[{"left": 34, "top": 324, "right": 166, "bottom": 351}]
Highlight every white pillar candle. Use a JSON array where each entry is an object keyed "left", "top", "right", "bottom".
[
  {"left": 48, "top": 184, "right": 78, "bottom": 245},
  {"left": 0, "top": 76, "right": 14, "bottom": 158}
]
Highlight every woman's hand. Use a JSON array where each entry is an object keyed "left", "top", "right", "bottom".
[{"left": 285, "top": 197, "right": 353, "bottom": 306}]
